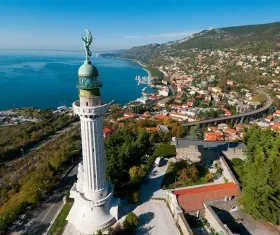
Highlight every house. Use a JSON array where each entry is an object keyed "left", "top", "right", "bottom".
[
  {"left": 211, "top": 87, "right": 222, "bottom": 93},
  {"left": 170, "top": 104, "right": 181, "bottom": 110},
  {"left": 226, "top": 80, "right": 235, "bottom": 86},
  {"left": 188, "top": 116, "right": 201, "bottom": 122},
  {"left": 222, "top": 108, "right": 232, "bottom": 117},
  {"left": 270, "top": 122, "right": 280, "bottom": 133},
  {"left": 153, "top": 114, "right": 168, "bottom": 121},
  {"left": 170, "top": 112, "right": 189, "bottom": 121},
  {"left": 264, "top": 115, "right": 273, "bottom": 123},
  {"left": 217, "top": 123, "right": 228, "bottom": 130},
  {"left": 158, "top": 86, "right": 169, "bottom": 97},
  {"left": 117, "top": 114, "right": 136, "bottom": 122},
  {"left": 204, "top": 131, "right": 224, "bottom": 141},
  {"left": 157, "top": 125, "right": 169, "bottom": 132},
  {"left": 235, "top": 123, "right": 246, "bottom": 131},
  {"left": 273, "top": 110, "right": 280, "bottom": 118},
  {"left": 174, "top": 183, "right": 241, "bottom": 212},
  {"left": 223, "top": 128, "right": 236, "bottom": 135},
  {"left": 174, "top": 97, "right": 184, "bottom": 104},
  {"left": 157, "top": 97, "right": 173, "bottom": 107},
  {"left": 207, "top": 126, "right": 218, "bottom": 132},
  {"left": 145, "top": 127, "right": 160, "bottom": 132},
  {"left": 103, "top": 127, "right": 113, "bottom": 138}
]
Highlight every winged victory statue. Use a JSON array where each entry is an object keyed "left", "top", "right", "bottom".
[{"left": 81, "top": 29, "right": 93, "bottom": 60}]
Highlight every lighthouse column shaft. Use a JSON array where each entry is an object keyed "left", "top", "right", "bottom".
[{"left": 80, "top": 114, "right": 107, "bottom": 201}]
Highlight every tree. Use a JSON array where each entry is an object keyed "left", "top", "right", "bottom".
[
  {"left": 163, "top": 117, "right": 173, "bottom": 126},
  {"left": 171, "top": 123, "right": 184, "bottom": 137},
  {"left": 239, "top": 126, "right": 280, "bottom": 225},
  {"left": 123, "top": 212, "right": 139, "bottom": 230},
  {"left": 129, "top": 165, "right": 145, "bottom": 183},
  {"left": 178, "top": 168, "right": 189, "bottom": 182},
  {"left": 205, "top": 172, "right": 214, "bottom": 182},
  {"left": 165, "top": 104, "right": 171, "bottom": 112},
  {"left": 189, "top": 125, "right": 203, "bottom": 139},
  {"left": 189, "top": 165, "right": 199, "bottom": 181}
]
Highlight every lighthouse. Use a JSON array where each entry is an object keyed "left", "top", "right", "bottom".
[{"left": 65, "top": 30, "right": 119, "bottom": 235}]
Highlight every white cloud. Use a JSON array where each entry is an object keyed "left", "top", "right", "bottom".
[
  {"left": 124, "top": 35, "right": 142, "bottom": 39},
  {"left": 148, "top": 31, "right": 198, "bottom": 39}
]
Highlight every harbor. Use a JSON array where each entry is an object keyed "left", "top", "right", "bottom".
[{"left": 135, "top": 75, "right": 151, "bottom": 85}]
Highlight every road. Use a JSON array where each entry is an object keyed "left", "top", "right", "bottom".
[
  {"left": 182, "top": 92, "right": 272, "bottom": 126},
  {"left": 9, "top": 163, "right": 79, "bottom": 235}
]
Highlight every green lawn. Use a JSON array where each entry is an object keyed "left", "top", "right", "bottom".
[{"left": 48, "top": 201, "right": 73, "bottom": 235}]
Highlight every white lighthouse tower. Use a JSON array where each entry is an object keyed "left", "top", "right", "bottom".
[{"left": 65, "top": 30, "right": 119, "bottom": 235}]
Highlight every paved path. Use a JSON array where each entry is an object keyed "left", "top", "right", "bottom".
[{"left": 120, "top": 159, "right": 180, "bottom": 235}]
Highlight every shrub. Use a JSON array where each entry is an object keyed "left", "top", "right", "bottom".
[
  {"left": 123, "top": 212, "right": 139, "bottom": 230},
  {"left": 128, "top": 191, "right": 139, "bottom": 204},
  {"left": 216, "top": 168, "right": 223, "bottom": 177},
  {"left": 153, "top": 144, "right": 176, "bottom": 158}
]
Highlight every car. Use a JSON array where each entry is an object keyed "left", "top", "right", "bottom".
[{"left": 8, "top": 225, "right": 18, "bottom": 231}]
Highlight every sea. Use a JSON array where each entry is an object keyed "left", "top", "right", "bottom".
[{"left": 0, "top": 50, "right": 148, "bottom": 110}]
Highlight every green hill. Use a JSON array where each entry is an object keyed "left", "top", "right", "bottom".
[
  {"left": 102, "top": 21, "right": 280, "bottom": 64},
  {"left": 174, "top": 21, "right": 280, "bottom": 52}
]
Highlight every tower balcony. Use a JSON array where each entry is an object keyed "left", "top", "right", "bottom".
[{"left": 73, "top": 101, "right": 107, "bottom": 116}]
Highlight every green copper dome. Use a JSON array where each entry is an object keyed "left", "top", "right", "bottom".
[
  {"left": 77, "top": 59, "right": 102, "bottom": 91},
  {"left": 78, "top": 60, "right": 99, "bottom": 78}
]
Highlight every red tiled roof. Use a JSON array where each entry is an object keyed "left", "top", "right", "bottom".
[
  {"left": 103, "top": 127, "right": 112, "bottom": 134},
  {"left": 174, "top": 183, "right": 241, "bottom": 212},
  {"left": 145, "top": 127, "right": 160, "bottom": 132},
  {"left": 153, "top": 114, "right": 167, "bottom": 121}
]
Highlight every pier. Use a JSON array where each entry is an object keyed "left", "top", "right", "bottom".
[{"left": 135, "top": 75, "right": 151, "bottom": 85}]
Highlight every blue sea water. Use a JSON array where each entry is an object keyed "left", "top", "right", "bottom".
[{"left": 0, "top": 50, "right": 147, "bottom": 110}]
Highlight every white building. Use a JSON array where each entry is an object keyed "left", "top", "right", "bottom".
[{"left": 158, "top": 86, "right": 169, "bottom": 97}]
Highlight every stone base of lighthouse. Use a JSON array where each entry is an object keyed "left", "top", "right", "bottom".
[{"left": 65, "top": 182, "right": 119, "bottom": 235}]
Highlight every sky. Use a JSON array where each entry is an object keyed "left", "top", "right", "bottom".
[{"left": 0, "top": 0, "right": 280, "bottom": 51}]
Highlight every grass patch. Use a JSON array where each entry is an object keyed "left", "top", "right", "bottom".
[
  {"left": 145, "top": 67, "right": 164, "bottom": 78},
  {"left": 48, "top": 201, "right": 73, "bottom": 235}
]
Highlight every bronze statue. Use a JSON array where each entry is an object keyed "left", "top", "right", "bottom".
[{"left": 81, "top": 29, "right": 93, "bottom": 60}]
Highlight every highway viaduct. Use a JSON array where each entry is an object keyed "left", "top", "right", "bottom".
[{"left": 181, "top": 92, "right": 273, "bottom": 128}]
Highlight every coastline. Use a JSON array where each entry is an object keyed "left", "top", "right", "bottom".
[{"left": 131, "top": 59, "right": 151, "bottom": 78}]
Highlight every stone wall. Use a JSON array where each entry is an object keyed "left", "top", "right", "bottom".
[
  {"left": 166, "top": 191, "right": 194, "bottom": 235},
  {"left": 177, "top": 213, "right": 194, "bottom": 235},
  {"left": 220, "top": 157, "right": 240, "bottom": 187},
  {"left": 204, "top": 203, "right": 232, "bottom": 235}
]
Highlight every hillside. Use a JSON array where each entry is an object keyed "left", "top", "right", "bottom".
[
  {"left": 174, "top": 21, "right": 280, "bottom": 51},
  {"left": 102, "top": 21, "right": 280, "bottom": 64}
]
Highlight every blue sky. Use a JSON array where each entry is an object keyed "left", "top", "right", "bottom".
[{"left": 0, "top": 0, "right": 280, "bottom": 51}]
